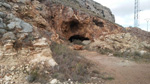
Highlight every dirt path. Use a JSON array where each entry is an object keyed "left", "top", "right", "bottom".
[{"left": 79, "top": 50, "right": 150, "bottom": 84}]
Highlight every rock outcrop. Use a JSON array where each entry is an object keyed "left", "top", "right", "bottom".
[
  {"left": 41, "top": 0, "right": 122, "bottom": 41},
  {"left": 6, "top": 0, "right": 122, "bottom": 42},
  {"left": 48, "top": 0, "right": 115, "bottom": 22},
  {"left": 126, "top": 27, "right": 150, "bottom": 43},
  {"left": 89, "top": 33, "right": 150, "bottom": 53}
]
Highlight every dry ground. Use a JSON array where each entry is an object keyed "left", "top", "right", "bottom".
[{"left": 79, "top": 50, "right": 150, "bottom": 84}]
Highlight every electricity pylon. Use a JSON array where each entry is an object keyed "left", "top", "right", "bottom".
[{"left": 134, "top": 0, "right": 139, "bottom": 27}]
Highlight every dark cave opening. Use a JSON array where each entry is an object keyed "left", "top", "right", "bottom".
[
  {"left": 69, "top": 35, "right": 89, "bottom": 42},
  {"left": 61, "top": 19, "right": 80, "bottom": 33},
  {"left": 69, "top": 20, "right": 80, "bottom": 32},
  {"left": 93, "top": 20, "right": 104, "bottom": 27}
]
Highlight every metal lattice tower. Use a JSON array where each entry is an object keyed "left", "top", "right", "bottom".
[{"left": 134, "top": 0, "right": 139, "bottom": 27}]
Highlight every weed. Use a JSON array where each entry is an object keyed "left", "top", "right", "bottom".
[
  {"left": 97, "top": 48, "right": 113, "bottom": 55},
  {"left": 101, "top": 76, "right": 114, "bottom": 80}
]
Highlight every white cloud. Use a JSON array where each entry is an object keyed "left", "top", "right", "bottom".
[{"left": 93, "top": 0, "right": 150, "bottom": 31}]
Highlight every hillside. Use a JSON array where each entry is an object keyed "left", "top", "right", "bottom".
[{"left": 0, "top": 0, "right": 150, "bottom": 84}]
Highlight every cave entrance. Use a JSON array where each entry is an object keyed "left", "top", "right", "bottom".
[
  {"left": 69, "top": 20, "right": 80, "bottom": 32},
  {"left": 69, "top": 35, "right": 90, "bottom": 43},
  {"left": 61, "top": 19, "right": 80, "bottom": 33}
]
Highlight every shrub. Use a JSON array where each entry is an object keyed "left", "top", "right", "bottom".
[
  {"left": 113, "top": 51, "right": 150, "bottom": 62},
  {"left": 97, "top": 48, "right": 113, "bottom": 55},
  {"left": 26, "top": 63, "right": 52, "bottom": 83},
  {"left": 50, "top": 42, "right": 100, "bottom": 82}
]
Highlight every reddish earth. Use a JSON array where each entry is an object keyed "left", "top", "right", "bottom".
[{"left": 79, "top": 50, "right": 150, "bottom": 84}]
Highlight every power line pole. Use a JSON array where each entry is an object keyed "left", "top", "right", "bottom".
[
  {"left": 134, "top": 0, "right": 139, "bottom": 27},
  {"left": 145, "top": 18, "right": 150, "bottom": 31}
]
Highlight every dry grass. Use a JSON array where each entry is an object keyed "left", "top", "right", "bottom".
[
  {"left": 113, "top": 51, "right": 150, "bottom": 62},
  {"left": 50, "top": 42, "right": 101, "bottom": 82}
]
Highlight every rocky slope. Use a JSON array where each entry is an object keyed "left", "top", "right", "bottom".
[
  {"left": 0, "top": 0, "right": 150, "bottom": 84},
  {"left": 126, "top": 27, "right": 150, "bottom": 43},
  {"left": 89, "top": 33, "right": 150, "bottom": 53}
]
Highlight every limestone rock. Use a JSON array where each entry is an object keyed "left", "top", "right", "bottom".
[
  {"left": 7, "top": 17, "right": 33, "bottom": 32},
  {"left": 0, "top": 18, "right": 6, "bottom": 29},
  {"left": 4, "top": 41, "right": 14, "bottom": 50},
  {"left": 7, "top": 18, "right": 22, "bottom": 30},
  {"left": 7, "top": 22, "right": 16, "bottom": 30},
  {"left": 16, "top": 0, "right": 31, "bottom": 4},
  {"left": 1, "top": 2, "right": 11, "bottom": 9},
  {"left": 2, "top": 32, "right": 16, "bottom": 40},
  {"left": 82, "top": 40, "right": 91, "bottom": 45},
  {"left": 0, "top": 12, "right": 7, "bottom": 18},
  {"left": 50, "top": 79, "right": 58, "bottom": 84},
  {"left": 7, "top": 14, "right": 16, "bottom": 20},
  {"left": 0, "top": 29, "right": 6, "bottom": 34},
  {"left": 30, "top": 48, "right": 58, "bottom": 67},
  {"left": 32, "top": 37, "right": 49, "bottom": 47},
  {"left": 89, "top": 33, "right": 149, "bottom": 52},
  {"left": 73, "top": 45, "right": 83, "bottom": 50},
  {"left": 17, "top": 33, "right": 28, "bottom": 41},
  {"left": 20, "top": 21, "right": 33, "bottom": 33},
  {"left": 49, "top": 0, "right": 115, "bottom": 22}
]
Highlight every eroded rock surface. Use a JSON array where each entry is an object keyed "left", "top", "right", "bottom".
[
  {"left": 48, "top": 0, "right": 115, "bottom": 22},
  {"left": 89, "top": 33, "right": 150, "bottom": 53}
]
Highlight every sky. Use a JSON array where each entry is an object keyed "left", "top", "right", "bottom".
[{"left": 94, "top": 0, "right": 150, "bottom": 31}]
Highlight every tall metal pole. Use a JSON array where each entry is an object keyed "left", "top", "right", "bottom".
[
  {"left": 134, "top": 0, "right": 139, "bottom": 27},
  {"left": 145, "top": 19, "right": 150, "bottom": 31}
]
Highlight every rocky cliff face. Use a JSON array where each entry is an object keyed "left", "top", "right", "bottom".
[
  {"left": 48, "top": 0, "right": 115, "bottom": 22},
  {"left": 4, "top": 0, "right": 121, "bottom": 42},
  {"left": 46, "top": 1, "right": 122, "bottom": 41}
]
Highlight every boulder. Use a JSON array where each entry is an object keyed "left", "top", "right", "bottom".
[
  {"left": 0, "top": 18, "right": 6, "bottom": 29},
  {"left": 7, "top": 17, "right": 33, "bottom": 32},
  {"left": 2, "top": 32, "right": 16, "bottom": 40},
  {"left": 0, "top": 12, "right": 7, "bottom": 18},
  {"left": 1, "top": 2, "right": 11, "bottom": 9},
  {"left": 20, "top": 21, "right": 33, "bottom": 33},
  {"left": 7, "top": 18, "right": 22, "bottom": 30},
  {"left": 82, "top": 40, "right": 91, "bottom": 45},
  {"left": 7, "top": 14, "right": 16, "bottom": 20},
  {"left": 0, "top": 23, "right": 6, "bottom": 29},
  {"left": 50, "top": 79, "right": 58, "bottom": 84},
  {"left": 0, "top": 29, "right": 7, "bottom": 34},
  {"left": 7, "top": 22, "right": 16, "bottom": 30}
]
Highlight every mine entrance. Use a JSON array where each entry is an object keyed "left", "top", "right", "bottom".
[{"left": 69, "top": 35, "right": 89, "bottom": 42}]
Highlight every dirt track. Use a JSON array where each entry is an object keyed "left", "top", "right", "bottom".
[{"left": 79, "top": 50, "right": 150, "bottom": 84}]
